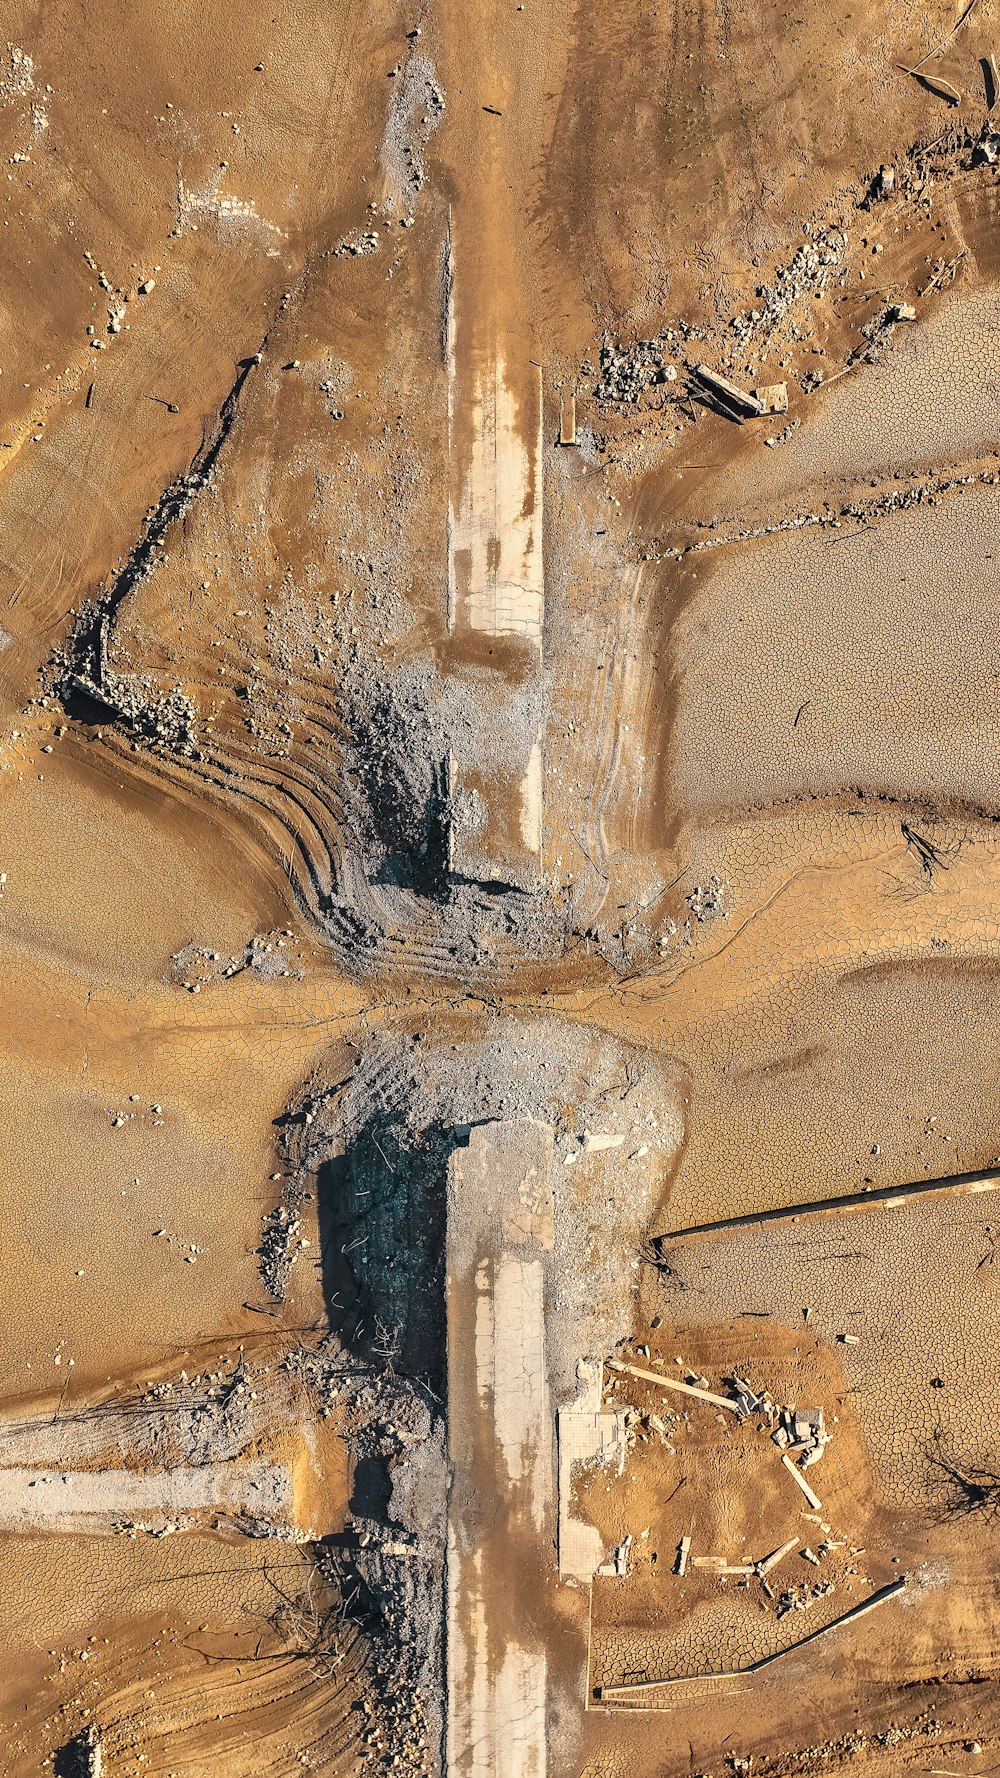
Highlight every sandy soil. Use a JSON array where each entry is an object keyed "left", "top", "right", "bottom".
[{"left": 3, "top": 0, "right": 1000, "bottom": 1771}]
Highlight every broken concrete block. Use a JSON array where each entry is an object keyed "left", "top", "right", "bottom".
[
  {"left": 754, "top": 382, "right": 788, "bottom": 415},
  {"left": 693, "top": 362, "right": 764, "bottom": 417},
  {"left": 559, "top": 391, "right": 577, "bottom": 445}
]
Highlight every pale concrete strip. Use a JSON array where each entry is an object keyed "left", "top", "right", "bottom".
[
  {"left": 557, "top": 1407, "right": 626, "bottom": 1581},
  {"left": 447, "top": 1257, "right": 550, "bottom": 1774},
  {"left": 448, "top": 353, "right": 544, "bottom": 647},
  {"left": 519, "top": 739, "right": 543, "bottom": 853},
  {"left": 493, "top": 1255, "right": 550, "bottom": 1531},
  {"left": 494, "top": 1645, "right": 547, "bottom": 1778},
  {"left": 447, "top": 1545, "right": 488, "bottom": 1776},
  {"left": 0, "top": 1460, "right": 294, "bottom": 1532},
  {"left": 474, "top": 1260, "right": 495, "bottom": 1399},
  {"left": 443, "top": 236, "right": 545, "bottom": 882},
  {"left": 447, "top": 1123, "right": 554, "bottom": 1777},
  {"left": 447, "top": 1539, "right": 547, "bottom": 1778}
]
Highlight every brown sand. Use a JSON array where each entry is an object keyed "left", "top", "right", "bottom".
[{"left": 3, "top": 0, "right": 1000, "bottom": 1770}]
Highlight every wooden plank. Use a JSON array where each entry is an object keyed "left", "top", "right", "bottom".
[
  {"left": 757, "top": 1536, "right": 800, "bottom": 1575},
  {"left": 606, "top": 1359, "right": 739, "bottom": 1412},
  {"left": 781, "top": 1453, "right": 822, "bottom": 1509},
  {"left": 655, "top": 1168, "right": 1000, "bottom": 1244}
]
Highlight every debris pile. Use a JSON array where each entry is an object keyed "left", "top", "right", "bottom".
[
  {"left": 972, "top": 123, "right": 1000, "bottom": 165},
  {"left": 777, "top": 1577, "right": 837, "bottom": 1617},
  {"left": 48, "top": 352, "right": 262, "bottom": 756},
  {"left": 597, "top": 1533, "right": 633, "bottom": 1578},
  {"left": 865, "top": 162, "right": 896, "bottom": 204},
  {"left": 767, "top": 1400, "right": 831, "bottom": 1469},
  {"left": 337, "top": 667, "right": 452, "bottom": 898},
  {"left": 593, "top": 334, "right": 678, "bottom": 403},
  {"left": 685, "top": 874, "right": 726, "bottom": 923},
  {"left": 89, "top": 670, "right": 199, "bottom": 755},
  {"left": 292, "top": 1343, "right": 447, "bottom": 1776},
  {"left": 258, "top": 1198, "right": 306, "bottom": 1299},
  {"left": 849, "top": 299, "right": 919, "bottom": 369},
  {"left": 333, "top": 229, "right": 381, "bottom": 259},
  {"left": 728, "top": 225, "right": 845, "bottom": 351},
  {"left": 169, "top": 929, "right": 302, "bottom": 993},
  {"left": 381, "top": 56, "right": 445, "bottom": 217},
  {"left": 54, "top": 1726, "right": 103, "bottom": 1778},
  {"left": 764, "top": 417, "right": 799, "bottom": 448},
  {"left": 604, "top": 1355, "right": 835, "bottom": 1519},
  {"left": 0, "top": 41, "right": 34, "bottom": 99}
]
